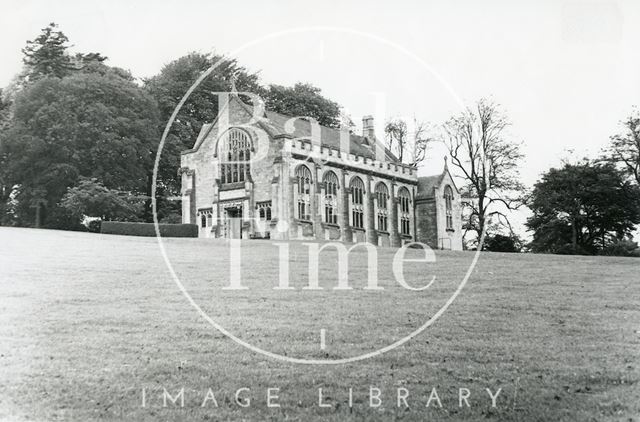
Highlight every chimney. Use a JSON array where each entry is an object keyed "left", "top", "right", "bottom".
[{"left": 362, "top": 115, "right": 375, "bottom": 140}]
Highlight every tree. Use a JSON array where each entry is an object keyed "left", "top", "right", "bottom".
[
  {"left": 73, "top": 52, "right": 108, "bottom": 69},
  {"left": 144, "top": 52, "right": 262, "bottom": 208},
  {"left": 442, "top": 98, "right": 525, "bottom": 242},
  {"left": 145, "top": 52, "right": 262, "bottom": 150},
  {"left": 22, "top": 23, "right": 74, "bottom": 81},
  {"left": 1, "top": 68, "right": 159, "bottom": 228},
  {"left": 384, "top": 117, "right": 433, "bottom": 167},
  {"left": 60, "top": 178, "right": 142, "bottom": 223},
  {"left": 526, "top": 161, "right": 640, "bottom": 255},
  {"left": 263, "top": 83, "right": 341, "bottom": 129},
  {"left": 606, "top": 108, "right": 640, "bottom": 185}
]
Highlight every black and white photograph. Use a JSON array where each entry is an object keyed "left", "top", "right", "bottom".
[{"left": 0, "top": 1, "right": 639, "bottom": 420}]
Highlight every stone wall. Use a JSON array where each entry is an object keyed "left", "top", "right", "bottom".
[
  {"left": 179, "top": 95, "right": 461, "bottom": 247},
  {"left": 415, "top": 198, "right": 438, "bottom": 248}
]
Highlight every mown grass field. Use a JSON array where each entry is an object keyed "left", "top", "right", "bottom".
[{"left": 0, "top": 227, "right": 638, "bottom": 421}]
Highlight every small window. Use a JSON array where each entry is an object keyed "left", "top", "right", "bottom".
[
  {"left": 257, "top": 201, "right": 272, "bottom": 221},
  {"left": 200, "top": 214, "right": 207, "bottom": 228}
]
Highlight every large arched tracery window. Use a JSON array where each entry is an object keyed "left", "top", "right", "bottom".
[{"left": 220, "top": 128, "right": 252, "bottom": 185}]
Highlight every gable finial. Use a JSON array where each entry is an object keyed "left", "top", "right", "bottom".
[
  {"left": 443, "top": 155, "right": 448, "bottom": 171},
  {"left": 230, "top": 70, "right": 239, "bottom": 95}
]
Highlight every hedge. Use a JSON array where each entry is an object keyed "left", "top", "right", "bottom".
[{"left": 100, "top": 221, "right": 198, "bottom": 237}]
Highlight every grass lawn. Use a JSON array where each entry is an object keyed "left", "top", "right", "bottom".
[{"left": 0, "top": 227, "right": 638, "bottom": 421}]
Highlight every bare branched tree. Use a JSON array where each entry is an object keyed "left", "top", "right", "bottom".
[
  {"left": 606, "top": 108, "right": 640, "bottom": 185},
  {"left": 385, "top": 117, "right": 434, "bottom": 167},
  {"left": 442, "top": 98, "right": 525, "bottom": 242}
]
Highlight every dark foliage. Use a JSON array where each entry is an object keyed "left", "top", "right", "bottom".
[
  {"left": 1, "top": 69, "right": 159, "bottom": 228},
  {"left": 60, "top": 178, "right": 143, "bottom": 224},
  {"left": 483, "top": 234, "right": 522, "bottom": 253},
  {"left": 143, "top": 52, "right": 263, "bottom": 212},
  {"left": 87, "top": 219, "right": 102, "bottom": 233},
  {"left": 599, "top": 239, "right": 640, "bottom": 257},
  {"left": 526, "top": 161, "right": 640, "bottom": 255},
  {"left": 22, "top": 22, "right": 74, "bottom": 80},
  {"left": 263, "top": 83, "right": 342, "bottom": 129}
]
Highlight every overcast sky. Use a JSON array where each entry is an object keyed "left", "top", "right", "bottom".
[{"left": 2, "top": 0, "right": 639, "bottom": 233}]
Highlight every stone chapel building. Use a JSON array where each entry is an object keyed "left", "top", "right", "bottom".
[{"left": 179, "top": 93, "right": 463, "bottom": 250}]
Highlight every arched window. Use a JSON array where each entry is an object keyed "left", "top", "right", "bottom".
[
  {"left": 296, "top": 165, "right": 312, "bottom": 220},
  {"left": 200, "top": 214, "right": 207, "bottom": 228},
  {"left": 220, "top": 128, "right": 252, "bottom": 185},
  {"left": 375, "top": 182, "right": 389, "bottom": 231},
  {"left": 444, "top": 185, "right": 454, "bottom": 230},
  {"left": 398, "top": 187, "right": 411, "bottom": 236},
  {"left": 350, "top": 177, "right": 365, "bottom": 229},
  {"left": 323, "top": 171, "right": 339, "bottom": 224}
]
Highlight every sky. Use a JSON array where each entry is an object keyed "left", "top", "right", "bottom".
[{"left": 1, "top": 0, "right": 639, "bottom": 235}]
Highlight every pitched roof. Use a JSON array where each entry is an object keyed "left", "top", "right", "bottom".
[
  {"left": 186, "top": 94, "right": 399, "bottom": 163},
  {"left": 262, "top": 109, "right": 397, "bottom": 161},
  {"left": 416, "top": 174, "right": 444, "bottom": 200},
  {"left": 416, "top": 158, "right": 461, "bottom": 200}
]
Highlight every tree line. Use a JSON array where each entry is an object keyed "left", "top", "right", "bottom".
[
  {"left": 1, "top": 23, "right": 639, "bottom": 256},
  {"left": 0, "top": 23, "right": 343, "bottom": 230}
]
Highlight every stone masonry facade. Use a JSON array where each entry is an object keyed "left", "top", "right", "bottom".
[{"left": 180, "top": 94, "right": 463, "bottom": 250}]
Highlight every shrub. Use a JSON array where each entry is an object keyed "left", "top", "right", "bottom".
[
  {"left": 599, "top": 239, "right": 640, "bottom": 257},
  {"left": 553, "top": 243, "right": 592, "bottom": 255},
  {"left": 100, "top": 221, "right": 198, "bottom": 237},
  {"left": 483, "top": 234, "right": 522, "bottom": 253},
  {"left": 87, "top": 219, "right": 102, "bottom": 233}
]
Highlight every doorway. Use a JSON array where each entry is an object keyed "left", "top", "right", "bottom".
[{"left": 225, "top": 206, "right": 243, "bottom": 239}]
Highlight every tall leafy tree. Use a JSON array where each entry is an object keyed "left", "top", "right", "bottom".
[
  {"left": 144, "top": 52, "right": 263, "bottom": 205},
  {"left": 526, "top": 161, "right": 640, "bottom": 254},
  {"left": 145, "top": 52, "right": 262, "bottom": 149},
  {"left": 22, "top": 22, "right": 74, "bottom": 81},
  {"left": 0, "top": 88, "right": 13, "bottom": 224},
  {"left": 442, "top": 98, "right": 525, "bottom": 241},
  {"left": 2, "top": 68, "right": 159, "bottom": 228},
  {"left": 263, "top": 83, "right": 341, "bottom": 129},
  {"left": 605, "top": 108, "right": 640, "bottom": 185}
]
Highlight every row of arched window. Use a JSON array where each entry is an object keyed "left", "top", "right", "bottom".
[
  {"left": 294, "top": 164, "right": 412, "bottom": 235},
  {"left": 216, "top": 129, "right": 453, "bottom": 235}
]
